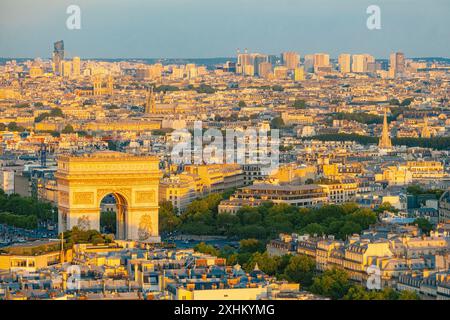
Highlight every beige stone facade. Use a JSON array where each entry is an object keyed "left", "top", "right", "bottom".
[{"left": 55, "top": 151, "right": 161, "bottom": 242}]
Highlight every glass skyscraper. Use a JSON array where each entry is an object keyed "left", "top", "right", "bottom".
[{"left": 52, "top": 40, "right": 64, "bottom": 75}]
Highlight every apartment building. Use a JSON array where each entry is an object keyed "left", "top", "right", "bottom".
[
  {"left": 319, "top": 178, "right": 358, "bottom": 204},
  {"left": 343, "top": 240, "right": 393, "bottom": 282},
  {"left": 267, "top": 228, "right": 450, "bottom": 289},
  {"left": 224, "top": 181, "right": 327, "bottom": 209},
  {"left": 269, "top": 163, "right": 317, "bottom": 185},
  {"left": 375, "top": 165, "right": 413, "bottom": 186},
  {"left": 160, "top": 164, "right": 245, "bottom": 212},
  {"left": 183, "top": 164, "right": 244, "bottom": 194},
  {"left": 397, "top": 272, "right": 450, "bottom": 300},
  {"left": 439, "top": 190, "right": 450, "bottom": 223},
  {"left": 406, "top": 161, "right": 445, "bottom": 180},
  {"left": 159, "top": 173, "right": 203, "bottom": 213},
  {"left": 242, "top": 163, "right": 272, "bottom": 186}
]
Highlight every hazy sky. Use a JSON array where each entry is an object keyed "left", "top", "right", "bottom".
[{"left": 0, "top": 0, "right": 448, "bottom": 59}]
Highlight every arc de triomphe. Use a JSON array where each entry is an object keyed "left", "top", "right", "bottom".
[{"left": 55, "top": 151, "right": 161, "bottom": 242}]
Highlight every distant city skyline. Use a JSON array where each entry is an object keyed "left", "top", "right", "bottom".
[{"left": 0, "top": 0, "right": 449, "bottom": 59}]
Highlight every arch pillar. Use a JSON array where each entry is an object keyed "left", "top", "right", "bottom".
[{"left": 126, "top": 208, "right": 159, "bottom": 242}]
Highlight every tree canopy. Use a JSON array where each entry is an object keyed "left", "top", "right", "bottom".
[
  {"left": 0, "top": 190, "right": 56, "bottom": 229},
  {"left": 168, "top": 196, "right": 378, "bottom": 241}
]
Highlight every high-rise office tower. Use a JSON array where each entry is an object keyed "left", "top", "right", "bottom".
[
  {"left": 72, "top": 57, "right": 81, "bottom": 77},
  {"left": 268, "top": 55, "right": 279, "bottom": 66},
  {"left": 364, "top": 54, "right": 375, "bottom": 64},
  {"left": 258, "top": 62, "right": 273, "bottom": 79},
  {"left": 304, "top": 55, "right": 314, "bottom": 73},
  {"left": 313, "top": 53, "right": 330, "bottom": 72},
  {"left": 366, "top": 61, "right": 380, "bottom": 73},
  {"left": 352, "top": 54, "right": 367, "bottom": 73},
  {"left": 351, "top": 54, "right": 375, "bottom": 73},
  {"left": 253, "top": 54, "right": 269, "bottom": 76},
  {"left": 237, "top": 49, "right": 251, "bottom": 74},
  {"left": 282, "top": 52, "right": 300, "bottom": 70},
  {"left": 389, "top": 52, "right": 406, "bottom": 78},
  {"left": 364, "top": 54, "right": 375, "bottom": 73},
  {"left": 338, "top": 54, "right": 351, "bottom": 73},
  {"left": 61, "top": 61, "right": 72, "bottom": 78},
  {"left": 294, "top": 66, "right": 305, "bottom": 81},
  {"left": 237, "top": 51, "right": 267, "bottom": 76},
  {"left": 52, "top": 40, "right": 64, "bottom": 75}
]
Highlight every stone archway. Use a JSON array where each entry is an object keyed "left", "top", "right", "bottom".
[
  {"left": 99, "top": 193, "right": 127, "bottom": 239},
  {"left": 56, "top": 151, "right": 161, "bottom": 242}
]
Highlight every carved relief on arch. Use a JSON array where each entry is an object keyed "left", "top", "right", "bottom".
[
  {"left": 138, "top": 214, "right": 153, "bottom": 240},
  {"left": 73, "top": 192, "right": 94, "bottom": 205},
  {"left": 135, "top": 190, "right": 156, "bottom": 204},
  {"left": 77, "top": 215, "right": 91, "bottom": 231}
]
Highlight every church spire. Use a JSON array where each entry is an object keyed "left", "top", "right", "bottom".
[
  {"left": 144, "top": 86, "right": 156, "bottom": 115},
  {"left": 378, "top": 107, "right": 392, "bottom": 150}
]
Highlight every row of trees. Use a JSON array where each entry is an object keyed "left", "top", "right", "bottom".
[
  {"left": 153, "top": 84, "right": 216, "bottom": 94},
  {"left": 0, "top": 122, "right": 26, "bottom": 132},
  {"left": 161, "top": 195, "right": 378, "bottom": 241},
  {"left": 292, "top": 99, "right": 308, "bottom": 109},
  {"left": 308, "top": 133, "right": 450, "bottom": 150},
  {"left": 0, "top": 190, "right": 56, "bottom": 229},
  {"left": 195, "top": 84, "right": 216, "bottom": 94},
  {"left": 214, "top": 112, "right": 259, "bottom": 122},
  {"left": 330, "top": 112, "right": 383, "bottom": 124},
  {"left": 310, "top": 268, "right": 419, "bottom": 300},
  {"left": 0, "top": 212, "right": 38, "bottom": 229},
  {"left": 389, "top": 98, "right": 414, "bottom": 106},
  {"left": 34, "top": 107, "right": 64, "bottom": 122},
  {"left": 407, "top": 185, "right": 445, "bottom": 200},
  {"left": 195, "top": 239, "right": 312, "bottom": 283},
  {"left": 62, "top": 227, "right": 114, "bottom": 247}
]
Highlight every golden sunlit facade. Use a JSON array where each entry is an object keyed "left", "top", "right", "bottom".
[{"left": 55, "top": 151, "right": 161, "bottom": 242}]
